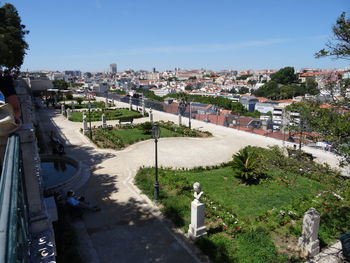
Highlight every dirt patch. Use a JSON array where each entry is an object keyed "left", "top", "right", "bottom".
[{"left": 271, "top": 232, "right": 300, "bottom": 258}]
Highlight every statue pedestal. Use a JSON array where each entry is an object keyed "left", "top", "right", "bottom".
[
  {"left": 298, "top": 208, "right": 320, "bottom": 258},
  {"left": 298, "top": 238, "right": 320, "bottom": 258},
  {"left": 188, "top": 200, "right": 206, "bottom": 240}
]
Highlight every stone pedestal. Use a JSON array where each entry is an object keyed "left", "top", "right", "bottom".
[
  {"left": 298, "top": 208, "right": 320, "bottom": 258},
  {"left": 61, "top": 104, "right": 65, "bottom": 115},
  {"left": 178, "top": 114, "right": 182, "bottom": 126},
  {"left": 102, "top": 113, "right": 107, "bottom": 128},
  {"left": 83, "top": 113, "right": 88, "bottom": 134},
  {"left": 142, "top": 99, "right": 145, "bottom": 116},
  {"left": 66, "top": 108, "right": 71, "bottom": 119},
  {"left": 188, "top": 200, "right": 207, "bottom": 240},
  {"left": 129, "top": 97, "right": 132, "bottom": 111},
  {"left": 149, "top": 109, "right": 153, "bottom": 123}
]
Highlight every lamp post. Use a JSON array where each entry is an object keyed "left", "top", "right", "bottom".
[
  {"left": 151, "top": 124, "right": 161, "bottom": 200},
  {"left": 188, "top": 101, "right": 192, "bottom": 129},
  {"left": 88, "top": 99, "right": 92, "bottom": 140}
]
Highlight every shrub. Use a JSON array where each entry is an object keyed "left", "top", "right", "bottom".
[
  {"left": 75, "top": 97, "right": 83, "bottom": 104},
  {"left": 140, "top": 122, "right": 153, "bottom": 134},
  {"left": 232, "top": 146, "right": 266, "bottom": 184}
]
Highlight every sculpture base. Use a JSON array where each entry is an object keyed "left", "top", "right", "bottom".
[
  {"left": 187, "top": 200, "right": 207, "bottom": 240},
  {"left": 188, "top": 225, "right": 207, "bottom": 240},
  {"left": 298, "top": 237, "right": 320, "bottom": 257}
]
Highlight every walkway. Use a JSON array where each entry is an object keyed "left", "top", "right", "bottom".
[{"left": 38, "top": 101, "right": 345, "bottom": 263}]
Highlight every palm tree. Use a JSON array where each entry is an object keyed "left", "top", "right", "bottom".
[{"left": 232, "top": 146, "right": 259, "bottom": 184}]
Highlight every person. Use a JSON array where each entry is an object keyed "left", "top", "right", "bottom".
[
  {"left": 0, "top": 70, "right": 21, "bottom": 125},
  {"left": 0, "top": 70, "right": 22, "bottom": 168},
  {"left": 66, "top": 190, "right": 100, "bottom": 212},
  {"left": 49, "top": 131, "right": 65, "bottom": 154}
]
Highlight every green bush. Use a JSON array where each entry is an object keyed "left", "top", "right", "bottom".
[
  {"left": 140, "top": 122, "right": 153, "bottom": 134},
  {"left": 232, "top": 146, "right": 266, "bottom": 184}
]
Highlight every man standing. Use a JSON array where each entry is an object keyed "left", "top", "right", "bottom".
[{"left": 0, "top": 71, "right": 22, "bottom": 124}]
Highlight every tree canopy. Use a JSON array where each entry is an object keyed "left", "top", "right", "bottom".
[
  {"left": 52, "top": 79, "right": 69, "bottom": 90},
  {"left": 270, "top": 67, "right": 298, "bottom": 85},
  {"left": 315, "top": 12, "right": 350, "bottom": 60},
  {"left": 252, "top": 67, "right": 319, "bottom": 99},
  {"left": 286, "top": 102, "right": 350, "bottom": 166},
  {"left": 0, "top": 3, "right": 29, "bottom": 70}
]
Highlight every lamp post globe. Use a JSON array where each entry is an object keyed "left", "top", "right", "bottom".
[
  {"left": 152, "top": 124, "right": 161, "bottom": 200},
  {"left": 151, "top": 124, "right": 160, "bottom": 140}
]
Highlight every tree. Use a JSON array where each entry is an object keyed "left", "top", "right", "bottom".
[
  {"left": 52, "top": 79, "right": 69, "bottom": 90},
  {"left": 232, "top": 146, "right": 265, "bottom": 184},
  {"left": 247, "top": 79, "right": 257, "bottom": 86},
  {"left": 315, "top": 12, "right": 350, "bottom": 60},
  {"left": 305, "top": 79, "right": 319, "bottom": 95},
  {"left": 0, "top": 3, "right": 29, "bottom": 70},
  {"left": 285, "top": 103, "right": 312, "bottom": 150},
  {"left": 75, "top": 97, "right": 83, "bottom": 105},
  {"left": 185, "top": 84, "right": 193, "bottom": 91},
  {"left": 253, "top": 80, "right": 279, "bottom": 99},
  {"left": 270, "top": 67, "right": 298, "bottom": 85},
  {"left": 238, "top": 87, "right": 249, "bottom": 94}
]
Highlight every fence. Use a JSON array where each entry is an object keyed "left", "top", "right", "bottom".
[{"left": 0, "top": 135, "right": 31, "bottom": 263}]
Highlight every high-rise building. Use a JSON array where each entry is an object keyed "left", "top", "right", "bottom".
[{"left": 109, "top": 63, "right": 117, "bottom": 74}]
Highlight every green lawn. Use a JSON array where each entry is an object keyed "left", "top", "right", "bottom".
[
  {"left": 179, "top": 167, "right": 324, "bottom": 220},
  {"left": 134, "top": 160, "right": 348, "bottom": 263},
  {"left": 136, "top": 167, "right": 325, "bottom": 224},
  {"left": 69, "top": 109, "right": 143, "bottom": 122},
  {"left": 91, "top": 122, "right": 211, "bottom": 150}
]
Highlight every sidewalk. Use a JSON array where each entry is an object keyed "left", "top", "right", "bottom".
[
  {"left": 38, "top": 108, "right": 206, "bottom": 263},
  {"left": 38, "top": 102, "right": 345, "bottom": 263}
]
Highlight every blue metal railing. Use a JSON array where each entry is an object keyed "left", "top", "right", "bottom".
[{"left": 0, "top": 135, "right": 31, "bottom": 263}]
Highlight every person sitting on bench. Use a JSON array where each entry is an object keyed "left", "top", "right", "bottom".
[{"left": 66, "top": 190, "right": 100, "bottom": 212}]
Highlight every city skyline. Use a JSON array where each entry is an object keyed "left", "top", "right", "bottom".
[{"left": 5, "top": 0, "right": 350, "bottom": 72}]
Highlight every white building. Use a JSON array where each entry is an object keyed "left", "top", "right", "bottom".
[{"left": 255, "top": 102, "right": 275, "bottom": 114}]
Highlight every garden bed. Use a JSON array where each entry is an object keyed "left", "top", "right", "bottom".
[
  {"left": 68, "top": 108, "right": 144, "bottom": 122},
  {"left": 90, "top": 121, "right": 212, "bottom": 150}
]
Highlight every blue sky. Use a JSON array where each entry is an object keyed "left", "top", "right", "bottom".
[{"left": 4, "top": 0, "right": 350, "bottom": 72}]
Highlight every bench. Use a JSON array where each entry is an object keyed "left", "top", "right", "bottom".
[{"left": 118, "top": 117, "right": 134, "bottom": 124}]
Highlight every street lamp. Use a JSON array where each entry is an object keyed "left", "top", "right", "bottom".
[
  {"left": 88, "top": 99, "right": 92, "bottom": 140},
  {"left": 188, "top": 101, "right": 192, "bottom": 129},
  {"left": 151, "top": 124, "right": 161, "bottom": 200}
]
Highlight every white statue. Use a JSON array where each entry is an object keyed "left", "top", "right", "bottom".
[{"left": 193, "top": 182, "right": 204, "bottom": 202}]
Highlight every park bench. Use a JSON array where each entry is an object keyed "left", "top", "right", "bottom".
[{"left": 118, "top": 117, "right": 134, "bottom": 124}]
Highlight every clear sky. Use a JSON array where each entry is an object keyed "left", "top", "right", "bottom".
[{"left": 3, "top": 0, "right": 350, "bottom": 72}]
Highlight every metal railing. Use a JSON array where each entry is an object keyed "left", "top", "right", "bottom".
[{"left": 0, "top": 135, "right": 31, "bottom": 263}]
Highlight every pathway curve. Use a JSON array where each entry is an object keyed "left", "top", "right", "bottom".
[{"left": 39, "top": 102, "right": 344, "bottom": 263}]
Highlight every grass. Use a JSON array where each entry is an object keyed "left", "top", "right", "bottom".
[
  {"left": 69, "top": 108, "right": 143, "bottom": 122},
  {"left": 134, "top": 152, "right": 348, "bottom": 263},
  {"left": 92, "top": 122, "right": 211, "bottom": 150},
  {"left": 135, "top": 167, "right": 325, "bottom": 224},
  {"left": 186, "top": 168, "right": 324, "bottom": 220}
]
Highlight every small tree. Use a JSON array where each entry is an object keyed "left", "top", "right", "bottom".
[
  {"left": 75, "top": 97, "right": 83, "bottom": 105},
  {"left": 232, "top": 146, "right": 263, "bottom": 184},
  {"left": 140, "top": 122, "right": 153, "bottom": 134}
]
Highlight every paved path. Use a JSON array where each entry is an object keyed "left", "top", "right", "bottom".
[{"left": 38, "top": 100, "right": 345, "bottom": 263}]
